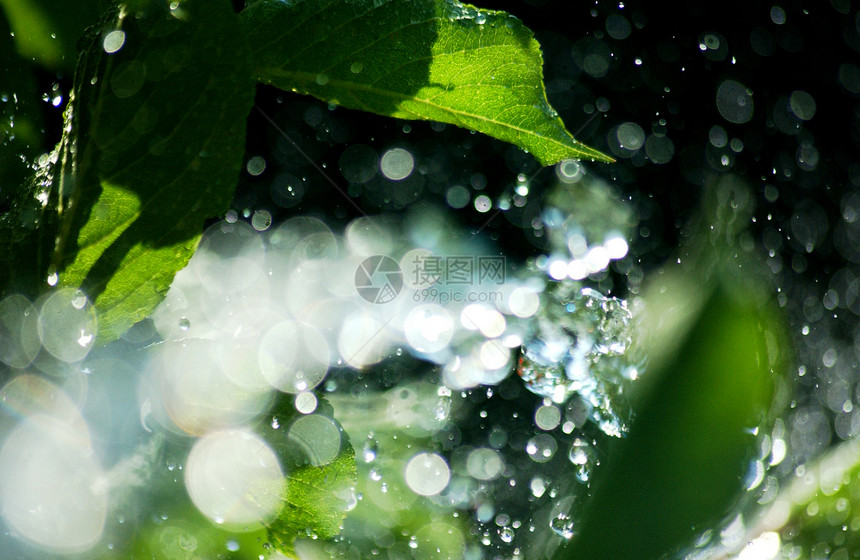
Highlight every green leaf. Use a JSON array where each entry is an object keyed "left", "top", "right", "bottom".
[
  {"left": 52, "top": 0, "right": 255, "bottom": 342},
  {"left": 554, "top": 270, "right": 782, "bottom": 560},
  {"left": 0, "top": 0, "right": 109, "bottom": 70},
  {"left": 240, "top": 0, "right": 612, "bottom": 165},
  {"left": 260, "top": 394, "right": 358, "bottom": 559},
  {"left": 269, "top": 447, "right": 356, "bottom": 557}
]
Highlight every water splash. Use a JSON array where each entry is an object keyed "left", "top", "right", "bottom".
[{"left": 517, "top": 282, "right": 636, "bottom": 437}]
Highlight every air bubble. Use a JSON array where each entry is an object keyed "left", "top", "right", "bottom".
[
  {"left": 405, "top": 452, "right": 450, "bottom": 496},
  {"left": 568, "top": 439, "right": 597, "bottom": 482},
  {"left": 259, "top": 321, "right": 329, "bottom": 393},
  {"left": 362, "top": 437, "right": 378, "bottom": 463},
  {"left": 251, "top": 210, "right": 272, "bottom": 232},
  {"left": 446, "top": 185, "right": 471, "bottom": 209},
  {"left": 295, "top": 391, "right": 317, "bottom": 414},
  {"left": 379, "top": 148, "right": 414, "bottom": 181},
  {"left": 770, "top": 5, "right": 786, "bottom": 24},
  {"left": 246, "top": 156, "right": 266, "bottom": 176},
  {"left": 535, "top": 404, "right": 561, "bottom": 430},
  {"left": 37, "top": 289, "right": 98, "bottom": 363},
  {"left": 467, "top": 448, "right": 503, "bottom": 480},
  {"left": 605, "top": 14, "right": 631, "bottom": 40},
  {"left": 716, "top": 80, "right": 754, "bottom": 124},
  {"left": 0, "top": 414, "right": 107, "bottom": 551},
  {"left": 102, "top": 30, "right": 125, "bottom": 54},
  {"left": 403, "top": 304, "right": 454, "bottom": 353},
  {"left": 616, "top": 122, "right": 645, "bottom": 151},
  {"left": 789, "top": 90, "right": 816, "bottom": 121},
  {"left": 288, "top": 414, "right": 341, "bottom": 466},
  {"left": 526, "top": 434, "right": 557, "bottom": 463},
  {"left": 184, "top": 429, "right": 284, "bottom": 528},
  {"left": 474, "top": 195, "right": 492, "bottom": 213}
]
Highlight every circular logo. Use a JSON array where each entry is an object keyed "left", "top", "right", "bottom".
[{"left": 355, "top": 255, "right": 403, "bottom": 304}]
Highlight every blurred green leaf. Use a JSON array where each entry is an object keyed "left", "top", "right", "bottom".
[
  {"left": 240, "top": 0, "right": 612, "bottom": 165},
  {"left": 0, "top": 11, "right": 42, "bottom": 154},
  {"left": 555, "top": 275, "right": 781, "bottom": 560},
  {"left": 736, "top": 438, "right": 860, "bottom": 560},
  {"left": 51, "top": 0, "right": 255, "bottom": 342},
  {"left": 261, "top": 394, "right": 358, "bottom": 559},
  {"left": 0, "top": 0, "right": 108, "bottom": 70},
  {"left": 0, "top": 13, "right": 54, "bottom": 298}
]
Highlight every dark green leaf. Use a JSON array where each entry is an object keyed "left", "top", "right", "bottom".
[
  {"left": 240, "top": 0, "right": 612, "bottom": 165},
  {"left": 554, "top": 271, "right": 782, "bottom": 560},
  {"left": 52, "top": 0, "right": 255, "bottom": 342}
]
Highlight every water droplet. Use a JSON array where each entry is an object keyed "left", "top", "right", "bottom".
[
  {"left": 568, "top": 438, "right": 597, "bottom": 482},
  {"left": 435, "top": 396, "right": 451, "bottom": 421},
  {"left": 251, "top": 210, "right": 272, "bottom": 232},
  {"left": 379, "top": 147, "right": 414, "bottom": 181},
  {"left": 103, "top": 30, "right": 126, "bottom": 54},
  {"left": 295, "top": 391, "right": 317, "bottom": 414},
  {"left": 474, "top": 194, "right": 492, "bottom": 213},
  {"left": 615, "top": 122, "right": 645, "bottom": 151},
  {"left": 362, "top": 438, "right": 378, "bottom": 463},
  {"left": 178, "top": 317, "right": 190, "bottom": 331},
  {"left": 526, "top": 434, "right": 557, "bottom": 463},
  {"left": 37, "top": 288, "right": 98, "bottom": 362},
  {"left": 344, "top": 489, "right": 358, "bottom": 511},
  {"left": 404, "top": 452, "right": 450, "bottom": 496},
  {"left": 246, "top": 155, "right": 266, "bottom": 176},
  {"left": 550, "top": 512, "right": 575, "bottom": 539},
  {"left": 499, "top": 526, "right": 514, "bottom": 543},
  {"left": 350, "top": 62, "right": 363, "bottom": 74},
  {"left": 530, "top": 477, "right": 547, "bottom": 498},
  {"left": 535, "top": 404, "right": 561, "bottom": 430},
  {"left": 67, "top": 291, "right": 86, "bottom": 310},
  {"left": 716, "top": 80, "right": 754, "bottom": 124}
]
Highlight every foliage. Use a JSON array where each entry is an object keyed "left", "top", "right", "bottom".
[
  {"left": 1, "top": 0, "right": 610, "bottom": 554},
  {"left": 0, "top": 0, "right": 611, "bottom": 345},
  {"left": 240, "top": 0, "right": 614, "bottom": 166},
  {"left": 557, "top": 272, "right": 781, "bottom": 560},
  {"left": 52, "top": 0, "right": 255, "bottom": 342},
  {"left": 0, "top": 1, "right": 810, "bottom": 559},
  {"left": 261, "top": 393, "right": 357, "bottom": 557}
]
